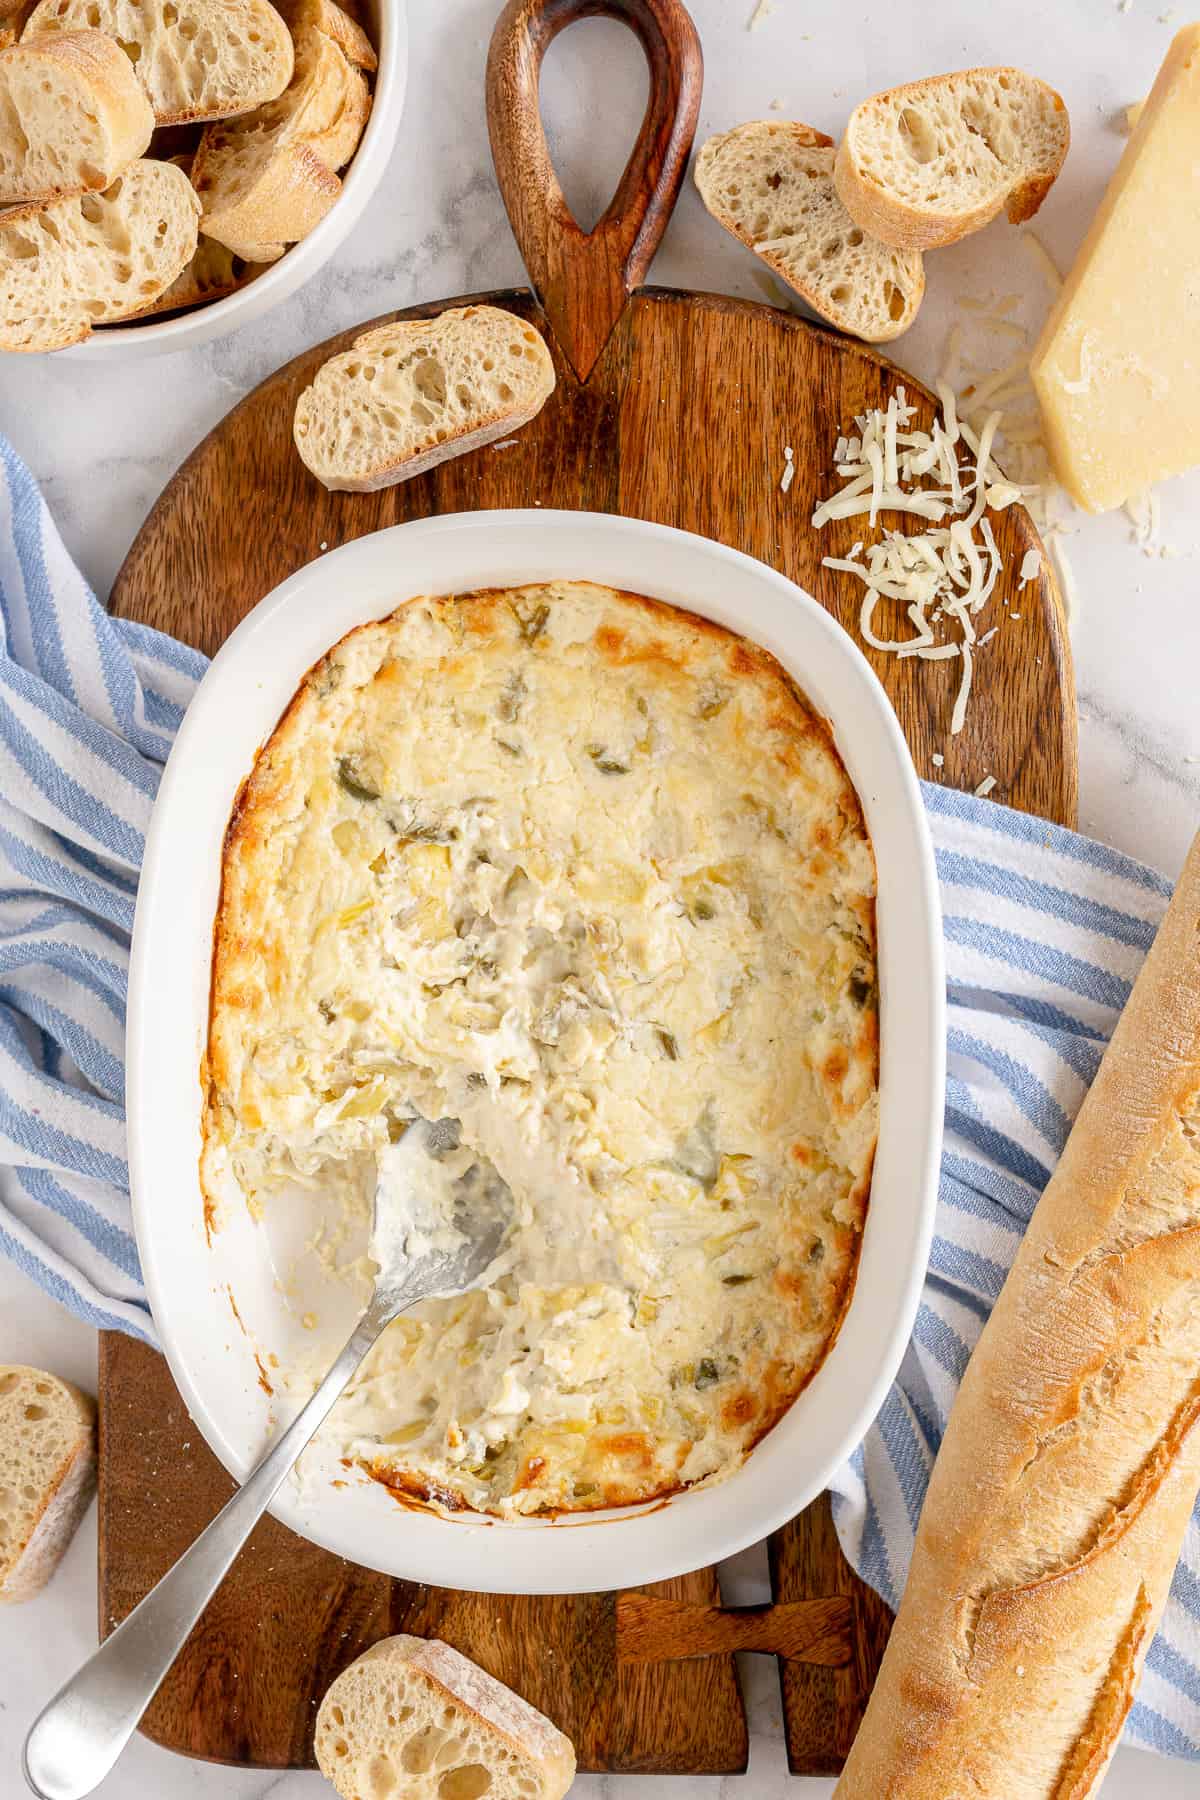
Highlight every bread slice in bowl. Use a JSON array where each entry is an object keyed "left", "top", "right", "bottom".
[
  {"left": 0, "top": 155, "right": 200, "bottom": 349},
  {"left": 0, "top": 30, "right": 152, "bottom": 205}
]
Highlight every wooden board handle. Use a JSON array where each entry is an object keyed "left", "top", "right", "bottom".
[
  {"left": 486, "top": 0, "right": 702, "bottom": 382},
  {"left": 616, "top": 1593, "right": 853, "bottom": 1666}
]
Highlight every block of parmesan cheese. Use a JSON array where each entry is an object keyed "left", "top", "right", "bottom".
[{"left": 1031, "top": 24, "right": 1200, "bottom": 512}]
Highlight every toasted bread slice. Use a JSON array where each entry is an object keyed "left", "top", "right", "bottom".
[
  {"left": 0, "top": 30, "right": 152, "bottom": 204},
  {"left": 21, "top": 0, "right": 294, "bottom": 125},
  {"left": 695, "top": 119, "right": 924, "bottom": 342},
  {"left": 0, "top": 1366, "right": 95, "bottom": 1604},
  {"left": 277, "top": 0, "right": 375, "bottom": 71},
  {"left": 835, "top": 66, "right": 1070, "bottom": 250},
  {"left": 293, "top": 305, "right": 556, "bottom": 492},
  {"left": 0, "top": 156, "right": 199, "bottom": 349},
  {"left": 315, "top": 1634, "right": 576, "bottom": 1800}
]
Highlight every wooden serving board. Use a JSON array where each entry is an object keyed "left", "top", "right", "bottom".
[{"left": 102, "top": 0, "right": 1077, "bottom": 1777}]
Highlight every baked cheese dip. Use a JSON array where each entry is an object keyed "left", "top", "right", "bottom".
[{"left": 202, "top": 581, "right": 879, "bottom": 1517}]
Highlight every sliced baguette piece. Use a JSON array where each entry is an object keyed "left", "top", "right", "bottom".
[
  {"left": 695, "top": 120, "right": 924, "bottom": 342},
  {"left": 0, "top": 156, "right": 200, "bottom": 349},
  {"left": 269, "top": 25, "right": 369, "bottom": 171},
  {"left": 20, "top": 0, "right": 294, "bottom": 125},
  {"left": 315, "top": 1634, "right": 576, "bottom": 1800},
  {"left": 834, "top": 827, "right": 1200, "bottom": 1800},
  {"left": 834, "top": 66, "right": 1070, "bottom": 251},
  {"left": 111, "top": 154, "right": 266, "bottom": 315},
  {"left": 190, "top": 110, "right": 338, "bottom": 258},
  {"left": 0, "top": 29, "right": 153, "bottom": 204},
  {"left": 293, "top": 305, "right": 556, "bottom": 492},
  {"left": 189, "top": 24, "right": 367, "bottom": 258},
  {"left": 276, "top": 0, "right": 375, "bottom": 72},
  {"left": 0, "top": 1366, "right": 95, "bottom": 1604}
]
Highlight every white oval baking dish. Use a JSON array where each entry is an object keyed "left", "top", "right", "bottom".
[
  {"left": 127, "top": 510, "right": 944, "bottom": 1594},
  {"left": 64, "top": 0, "right": 407, "bottom": 361}
]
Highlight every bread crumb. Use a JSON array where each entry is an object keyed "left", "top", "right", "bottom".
[
  {"left": 780, "top": 445, "right": 795, "bottom": 493},
  {"left": 302, "top": 1312, "right": 318, "bottom": 1330},
  {"left": 492, "top": 437, "right": 520, "bottom": 451},
  {"left": 747, "top": 0, "right": 775, "bottom": 27},
  {"left": 319, "top": 540, "right": 328, "bottom": 551},
  {"left": 931, "top": 752, "right": 944, "bottom": 768},
  {"left": 769, "top": 97, "right": 784, "bottom": 110},
  {"left": 974, "top": 775, "right": 998, "bottom": 798}
]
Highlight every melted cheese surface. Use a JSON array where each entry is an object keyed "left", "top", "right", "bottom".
[{"left": 203, "top": 583, "right": 878, "bottom": 1515}]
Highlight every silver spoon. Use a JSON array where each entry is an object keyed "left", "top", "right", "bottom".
[{"left": 23, "top": 1118, "right": 512, "bottom": 1800}]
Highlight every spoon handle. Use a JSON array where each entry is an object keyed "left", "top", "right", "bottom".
[{"left": 23, "top": 1294, "right": 394, "bottom": 1800}]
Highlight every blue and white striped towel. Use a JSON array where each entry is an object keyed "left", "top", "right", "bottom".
[{"left": 0, "top": 434, "right": 1196, "bottom": 1760}]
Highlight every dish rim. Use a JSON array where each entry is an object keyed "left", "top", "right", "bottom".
[{"left": 127, "top": 508, "right": 944, "bottom": 1594}]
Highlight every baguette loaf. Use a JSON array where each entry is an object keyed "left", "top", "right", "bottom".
[
  {"left": 21, "top": 0, "right": 294, "bottom": 125},
  {"left": 0, "top": 156, "right": 200, "bottom": 349},
  {"left": 835, "top": 67, "right": 1070, "bottom": 251},
  {"left": 315, "top": 1634, "right": 575, "bottom": 1800},
  {"left": 0, "top": 1366, "right": 95, "bottom": 1603},
  {"left": 293, "top": 306, "right": 556, "bottom": 492},
  {"left": 835, "top": 829, "right": 1200, "bottom": 1798},
  {"left": 694, "top": 120, "right": 924, "bottom": 342},
  {"left": 0, "top": 30, "right": 152, "bottom": 204}
]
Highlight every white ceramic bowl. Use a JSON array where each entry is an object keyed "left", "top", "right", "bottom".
[
  {"left": 65, "top": 0, "right": 407, "bottom": 361},
  {"left": 128, "top": 511, "right": 944, "bottom": 1594}
]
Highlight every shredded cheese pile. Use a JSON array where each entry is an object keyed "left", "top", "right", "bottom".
[{"left": 811, "top": 387, "right": 1040, "bottom": 735}]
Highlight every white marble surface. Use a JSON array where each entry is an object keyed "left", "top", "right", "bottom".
[{"left": 2, "top": 0, "right": 1199, "bottom": 1794}]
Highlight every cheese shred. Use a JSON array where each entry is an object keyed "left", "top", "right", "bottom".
[{"left": 811, "top": 386, "right": 1043, "bottom": 735}]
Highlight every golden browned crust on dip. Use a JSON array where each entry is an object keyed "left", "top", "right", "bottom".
[{"left": 202, "top": 581, "right": 878, "bottom": 1516}]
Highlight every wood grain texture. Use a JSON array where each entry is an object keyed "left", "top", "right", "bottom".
[
  {"left": 104, "top": 281, "right": 1077, "bottom": 1776},
  {"left": 487, "top": 0, "right": 702, "bottom": 382},
  {"left": 616, "top": 1593, "right": 851, "bottom": 1664},
  {"left": 771, "top": 1492, "right": 898, "bottom": 1776}
]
